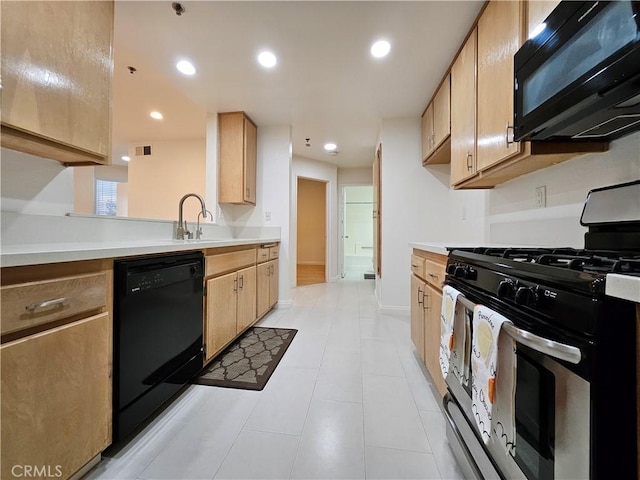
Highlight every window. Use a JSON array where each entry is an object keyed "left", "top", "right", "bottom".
[{"left": 95, "top": 179, "right": 118, "bottom": 216}]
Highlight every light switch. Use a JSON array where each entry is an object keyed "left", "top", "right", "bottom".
[{"left": 265, "top": 211, "right": 271, "bottom": 221}]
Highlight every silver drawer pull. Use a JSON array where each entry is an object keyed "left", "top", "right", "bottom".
[{"left": 26, "top": 297, "right": 68, "bottom": 313}]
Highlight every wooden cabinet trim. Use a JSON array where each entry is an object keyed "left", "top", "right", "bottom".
[
  {"left": 1, "top": 272, "right": 107, "bottom": 336},
  {"left": 257, "top": 248, "right": 270, "bottom": 263},
  {"left": 424, "top": 259, "right": 446, "bottom": 289},
  {"left": 205, "top": 249, "right": 257, "bottom": 277}
]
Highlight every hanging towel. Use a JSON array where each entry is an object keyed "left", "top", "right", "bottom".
[
  {"left": 471, "top": 305, "right": 516, "bottom": 456},
  {"left": 439, "top": 285, "right": 463, "bottom": 381}
]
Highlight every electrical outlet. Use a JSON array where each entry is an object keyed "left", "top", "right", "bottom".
[
  {"left": 536, "top": 186, "right": 547, "bottom": 208},
  {"left": 265, "top": 211, "right": 271, "bottom": 222},
  {"left": 217, "top": 206, "right": 224, "bottom": 220}
]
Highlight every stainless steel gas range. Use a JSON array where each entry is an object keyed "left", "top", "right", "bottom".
[{"left": 442, "top": 181, "right": 640, "bottom": 480}]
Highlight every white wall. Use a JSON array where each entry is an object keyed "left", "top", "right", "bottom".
[
  {"left": 488, "top": 132, "right": 640, "bottom": 246},
  {"left": 377, "top": 118, "right": 452, "bottom": 312},
  {"left": 219, "top": 125, "right": 293, "bottom": 306},
  {"left": 338, "top": 167, "right": 372, "bottom": 186},
  {"left": 1, "top": 148, "right": 74, "bottom": 215},
  {"left": 291, "top": 156, "right": 339, "bottom": 285}
]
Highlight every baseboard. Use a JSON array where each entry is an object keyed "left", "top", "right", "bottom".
[
  {"left": 379, "top": 306, "right": 410, "bottom": 316},
  {"left": 276, "top": 299, "right": 292, "bottom": 309}
]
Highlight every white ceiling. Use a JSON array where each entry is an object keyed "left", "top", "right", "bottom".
[{"left": 112, "top": 1, "right": 484, "bottom": 169}]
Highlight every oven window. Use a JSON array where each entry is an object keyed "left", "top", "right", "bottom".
[
  {"left": 515, "top": 350, "right": 555, "bottom": 480},
  {"left": 522, "top": 1, "right": 639, "bottom": 116}
]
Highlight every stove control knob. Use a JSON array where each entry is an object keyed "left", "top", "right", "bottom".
[
  {"left": 465, "top": 267, "right": 478, "bottom": 280},
  {"left": 515, "top": 286, "right": 538, "bottom": 308},
  {"left": 454, "top": 266, "right": 467, "bottom": 278},
  {"left": 446, "top": 264, "right": 458, "bottom": 275},
  {"left": 497, "top": 280, "right": 515, "bottom": 299}
]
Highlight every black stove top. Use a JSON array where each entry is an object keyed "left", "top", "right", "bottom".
[{"left": 459, "top": 247, "right": 640, "bottom": 276}]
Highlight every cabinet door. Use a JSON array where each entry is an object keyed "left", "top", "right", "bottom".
[
  {"left": 424, "top": 285, "right": 447, "bottom": 397},
  {"left": 433, "top": 74, "right": 451, "bottom": 150},
  {"left": 410, "top": 274, "right": 426, "bottom": 362},
  {"left": 421, "top": 103, "right": 434, "bottom": 162},
  {"left": 243, "top": 117, "right": 257, "bottom": 204},
  {"left": 236, "top": 266, "right": 257, "bottom": 333},
  {"left": 256, "top": 262, "right": 271, "bottom": 319},
  {"left": 527, "top": 1, "right": 560, "bottom": 37},
  {"left": 1, "top": 1, "right": 113, "bottom": 164},
  {"left": 1, "top": 312, "right": 111, "bottom": 480},
  {"left": 269, "top": 261, "right": 279, "bottom": 308},
  {"left": 451, "top": 29, "right": 478, "bottom": 186},
  {"left": 477, "top": 0, "right": 524, "bottom": 172},
  {"left": 205, "top": 273, "right": 238, "bottom": 360}
]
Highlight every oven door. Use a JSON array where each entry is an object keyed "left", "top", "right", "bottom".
[{"left": 443, "top": 289, "right": 590, "bottom": 480}]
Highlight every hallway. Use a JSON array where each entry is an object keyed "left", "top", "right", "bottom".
[{"left": 88, "top": 277, "right": 463, "bottom": 480}]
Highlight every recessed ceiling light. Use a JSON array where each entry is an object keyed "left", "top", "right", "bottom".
[
  {"left": 258, "top": 51, "right": 277, "bottom": 68},
  {"left": 150, "top": 111, "right": 163, "bottom": 120},
  {"left": 176, "top": 60, "right": 196, "bottom": 75},
  {"left": 370, "top": 40, "right": 391, "bottom": 58},
  {"left": 324, "top": 143, "right": 337, "bottom": 151},
  {"left": 121, "top": 155, "right": 130, "bottom": 162}
]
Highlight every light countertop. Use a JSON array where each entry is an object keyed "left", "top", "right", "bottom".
[
  {"left": 1, "top": 237, "right": 280, "bottom": 268},
  {"left": 410, "top": 242, "right": 640, "bottom": 304}
]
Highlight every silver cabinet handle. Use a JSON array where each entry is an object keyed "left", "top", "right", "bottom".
[
  {"left": 233, "top": 278, "right": 238, "bottom": 292},
  {"left": 26, "top": 297, "right": 68, "bottom": 313},
  {"left": 455, "top": 294, "right": 582, "bottom": 364},
  {"left": 466, "top": 151, "right": 473, "bottom": 171},
  {"left": 239, "top": 275, "right": 244, "bottom": 289},
  {"left": 246, "top": 187, "right": 251, "bottom": 198},
  {"left": 505, "top": 122, "right": 515, "bottom": 147},
  {"left": 417, "top": 287, "right": 424, "bottom": 305}
]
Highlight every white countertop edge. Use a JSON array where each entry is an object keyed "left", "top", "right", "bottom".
[
  {"left": 606, "top": 274, "right": 640, "bottom": 303},
  {"left": 1, "top": 237, "right": 280, "bottom": 268},
  {"left": 408, "top": 242, "right": 450, "bottom": 255}
]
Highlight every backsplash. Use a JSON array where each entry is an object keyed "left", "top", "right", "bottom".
[{"left": 487, "top": 132, "right": 640, "bottom": 247}]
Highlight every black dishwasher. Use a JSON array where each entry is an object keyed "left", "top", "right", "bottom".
[{"left": 113, "top": 251, "right": 204, "bottom": 443}]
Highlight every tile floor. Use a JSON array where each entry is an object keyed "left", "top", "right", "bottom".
[{"left": 86, "top": 273, "right": 464, "bottom": 480}]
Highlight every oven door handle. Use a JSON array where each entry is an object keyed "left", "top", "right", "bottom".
[
  {"left": 456, "top": 294, "right": 582, "bottom": 365},
  {"left": 501, "top": 322, "right": 582, "bottom": 365}
]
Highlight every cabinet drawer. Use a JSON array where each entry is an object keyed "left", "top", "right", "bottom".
[
  {"left": 206, "top": 249, "right": 256, "bottom": 277},
  {"left": 269, "top": 246, "right": 279, "bottom": 261},
  {"left": 257, "top": 248, "right": 270, "bottom": 263},
  {"left": 410, "top": 255, "right": 426, "bottom": 279},
  {"left": 424, "top": 260, "right": 446, "bottom": 289},
  {"left": 1, "top": 273, "right": 107, "bottom": 335}
]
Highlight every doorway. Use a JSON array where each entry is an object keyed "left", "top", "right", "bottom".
[
  {"left": 296, "top": 178, "right": 327, "bottom": 286},
  {"left": 341, "top": 185, "right": 374, "bottom": 280}
]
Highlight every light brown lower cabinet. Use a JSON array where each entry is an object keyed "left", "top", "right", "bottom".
[
  {"left": 205, "top": 266, "right": 257, "bottom": 361},
  {"left": 410, "top": 273, "right": 426, "bottom": 362},
  {"left": 236, "top": 266, "right": 257, "bottom": 333},
  {"left": 410, "top": 249, "right": 448, "bottom": 398},
  {"left": 257, "top": 260, "right": 278, "bottom": 319},
  {"left": 1, "top": 312, "right": 111, "bottom": 480},
  {"left": 424, "top": 284, "right": 447, "bottom": 397},
  {"left": 205, "top": 272, "right": 238, "bottom": 361}
]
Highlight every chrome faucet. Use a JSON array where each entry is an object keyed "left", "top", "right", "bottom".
[{"left": 176, "top": 193, "right": 208, "bottom": 240}]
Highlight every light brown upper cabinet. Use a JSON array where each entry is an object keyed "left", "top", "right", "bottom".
[
  {"left": 450, "top": 28, "right": 477, "bottom": 186},
  {"left": 527, "top": 1, "right": 561, "bottom": 35},
  {"left": 0, "top": 1, "right": 114, "bottom": 166},
  {"left": 422, "top": 74, "right": 451, "bottom": 165},
  {"left": 218, "top": 111, "right": 258, "bottom": 205},
  {"left": 452, "top": 0, "right": 606, "bottom": 189}
]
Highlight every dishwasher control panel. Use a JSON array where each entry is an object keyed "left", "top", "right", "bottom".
[{"left": 127, "top": 261, "right": 203, "bottom": 294}]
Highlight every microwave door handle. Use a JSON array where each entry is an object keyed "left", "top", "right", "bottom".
[
  {"left": 501, "top": 323, "right": 582, "bottom": 365},
  {"left": 455, "top": 294, "right": 582, "bottom": 364}
]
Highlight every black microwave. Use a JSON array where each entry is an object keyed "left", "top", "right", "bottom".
[{"left": 514, "top": 1, "right": 640, "bottom": 142}]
